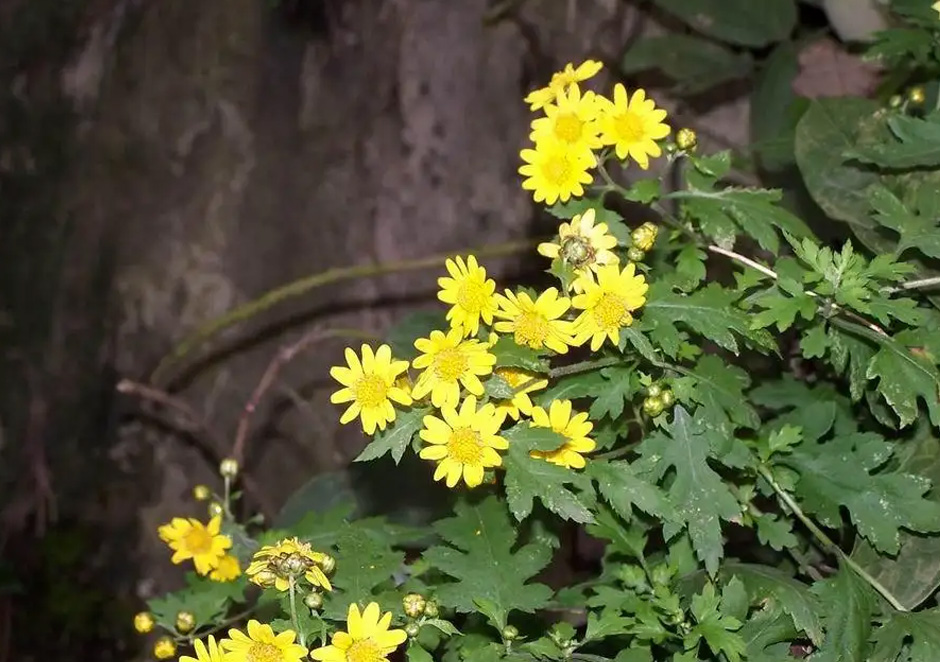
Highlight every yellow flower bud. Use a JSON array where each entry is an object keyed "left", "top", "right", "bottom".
[
  {"left": 908, "top": 86, "right": 926, "bottom": 106},
  {"left": 318, "top": 554, "right": 336, "bottom": 575},
  {"left": 675, "top": 127, "right": 697, "bottom": 152},
  {"left": 631, "top": 222, "right": 658, "bottom": 252},
  {"left": 889, "top": 94, "right": 903, "bottom": 109},
  {"left": 207, "top": 502, "right": 224, "bottom": 518},
  {"left": 403, "top": 593, "right": 427, "bottom": 618},
  {"left": 175, "top": 611, "right": 196, "bottom": 633},
  {"left": 153, "top": 637, "right": 176, "bottom": 660},
  {"left": 192, "top": 485, "right": 211, "bottom": 501},
  {"left": 133, "top": 611, "right": 155, "bottom": 634},
  {"left": 219, "top": 458, "right": 239, "bottom": 479}
]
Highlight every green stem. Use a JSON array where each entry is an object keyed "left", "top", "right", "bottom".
[
  {"left": 884, "top": 275, "right": 940, "bottom": 293},
  {"left": 549, "top": 356, "right": 620, "bottom": 379},
  {"left": 151, "top": 238, "right": 541, "bottom": 385},
  {"left": 288, "top": 577, "right": 305, "bottom": 647},
  {"left": 758, "top": 466, "right": 907, "bottom": 612},
  {"left": 185, "top": 607, "right": 257, "bottom": 641}
]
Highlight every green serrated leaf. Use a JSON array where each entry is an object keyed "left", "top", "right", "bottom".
[
  {"left": 591, "top": 461, "right": 675, "bottom": 522},
  {"left": 490, "top": 336, "right": 549, "bottom": 372},
  {"left": 782, "top": 428, "right": 940, "bottom": 554},
  {"left": 645, "top": 283, "right": 776, "bottom": 356},
  {"left": 355, "top": 406, "right": 430, "bottom": 464},
  {"left": 423, "top": 618, "right": 462, "bottom": 636},
  {"left": 847, "top": 115, "right": 940, "bottom": 169},
  {"left": 502, "top": 423, "right": 568, "bottom": 452},
  {"left": 423, "top": 496, "right": 553, "bottom": 629},
  {"left": 869, "top": 610, "right": 940, "bottom": 662},
  {"left": 864, "top": 327, "right": 940, "bottom": 428},
  {"left": 584, "top": 609, "right": 635, "bottom": 642},
  {"left": 688, "top": 583, "right": 745, "bottom": 662},
  {"left": 503, "top": 438, "right": 594, "bottom": 523},
  {"left": 852, "top": 427, "right": 940, "bottom": 610},
  {"left": 589, "top": 366, "right": 638, "bottom": 420},
  {"left": 867, "top": 183, "right": 940, "bottom": 261},
  {"left": 754, "top": 513, "right": 798, "bottom": 552},
  {"left": 811, "top": 566, "right": 876, "bottom": 662},
  {"left": 635, "top": 407, "right": 741, "bottom": 574},
  {"left": 323, "top": 525, "right": 404, "bottom": 618}
]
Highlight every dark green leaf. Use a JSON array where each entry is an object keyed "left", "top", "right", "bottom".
[
  {"left": 387, "top": 311, "right": 447, "bottom": 361},
  {"left": 503, "top": 437, "right": 594, "bottom": 523},
  {"left": 590, "top": 366, "right": 639, "bottom": 420},
  {"left": 687, "top": 583, "right": 745, "bottom": 662},
  {"left": 869, "top": 610, "right": 940, "bottom": 662},
  {"left": 355, "top": 406, "right": 430, "bottom": 464},
  {"left": 423, "top": 496, "right": 553, "bottom": 629},
  {"left": 635, "top": 407, "right": 741, "bottom": 574},
  {"left": 847, "top": 115, "right": 940, "bottom": 169},
  {"left": 852, "top": 428, "right": 940, "bottom": 610},
  {"left": 491, "top": 336, "right": 550, "bottom": 372},
  {"left": 811, "top": 566, "right": 875, "bottom": 662},
  {"left": 621, "top": 35, "right": 752, "bottom": 95},
  {"left": 867, "top": 184, "right": 940, "bottom": 260},
  {"left": 751, "top": 42, "right": 804, "bottom": 172},
  {"left": 584, "top": 609, "right": 635, "bottom": 642},
  {"left": 652, "top": 0, "right": 797, "bottom": 47},
  {"left": 591, "top": 461, "right": 675, "bottom": 522},
  {"left": 865, "top": 327, "right": 940, "bottom": 428},
  {"left": 644, "top": 283, "right": 776, "bottom": 356}
]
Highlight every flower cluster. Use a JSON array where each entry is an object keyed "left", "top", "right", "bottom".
[
  {"left": 328, "top": 62, "right": 667, "bottom": 490},
  {"left": 174, "top": 603, "right": 406, "bottom": 662},
  {"left": 246, "top": 536, "right": 335, "bottom": 594},
  {"left": 519, "top": 60, "right": 670, "bottom": 205}
]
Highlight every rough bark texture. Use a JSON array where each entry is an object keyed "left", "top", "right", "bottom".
[{"left": 0, "top": 1, "right": 748, "bottom": 658}]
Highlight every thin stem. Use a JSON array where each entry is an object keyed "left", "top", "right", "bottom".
[
  {"left": 706, "top": 245, "right": 778, "bottom": 280},
  {"left": 759, "top": 466, "right": 907, "bottom": 612},
  {"left": 549, "top": 356, "right": 621, "bottom": 379},
  {"left": 884, "top": 275, "right": 940, "bottom": 293},
  {"left": 151, "top": 238, "right": 541, "bottom": 385},
  {"left": 232, "top": 327, "right": 366, "bottom": 463},
  {"left": 288, "top": 577, "right": 305, "bottom": 647},
  {"left": 186, "top": 607, "right": 257, "bottom": 640}
]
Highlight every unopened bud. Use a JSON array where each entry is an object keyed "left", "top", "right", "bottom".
[
  {"left": 208, "top": 502, "right": 224, "bottom": 518},
  {"left": 175, "top": 611, "right": 195, "bottom": 633},
  {"left": 133, "top": 611, "right": 154, "bottom": 634},
  {"left": 219, "top": 458, "right": 239, "bottom": 479},
  {"left": 304, "top": 592, "right": 323, "bottom": 610},
  {"left": 403, "top": 593, "right": 426, "bottom": 618},
  {"left": 675, "top": 128, "right": 697, "bottom": 152},
  {"left": 153, "top": 637, "right": 176, "bottom": 660},
  {"left": 405, "top": 622, "right": 421, "bottom": 638},
  {"left": 423, "top": 600, "right": 439, "bottom": 618},
  {"left": 193, "top": 485, "right": 211, "bottom": 501},
  {"left": 318, "top": 554, "right": 336, "bottom": 575}
]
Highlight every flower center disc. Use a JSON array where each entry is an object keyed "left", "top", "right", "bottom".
[
  {"left": 456, "top": 280, "right": 487, "bottom": 312},
  {"left": 544, "top": 154, "right": 572, "bottom": 185},
  {"left": 614, "top": 111, "right": 645, "bottom": 143},
  {"left": 554, "top": 113, "right": 584, "bottom": 143},
  {"left": 183, "top": 527, "right": 213, "bottom": 554},
  {"left": 355, "top": 373, "right": 389, "bottom": 408},
  {"left": 561, "top": 236, "right": 594, "bottom": 268},
  {"left": 247, "top": 642, "right": 282, "bottom": 662},
  {"left": 593, "top": 293, "right": 628, "bottom": 330},
  {"left": 515, "top": 312, "right": 549, "bottom": 348},
  {"left": 447, "top": 427, "right": 484, "bottom": 464},
  {"left": 434, "top": 347, "right": 469, "bottom": 381}
]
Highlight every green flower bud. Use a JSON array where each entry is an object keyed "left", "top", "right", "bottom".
[
  {"left": 175, "top": 611, "right": 196, "bottom": 633},
  {"left": 502, "top": 625, "right": 519, "bottom": 641},
  {"left": 402, "top": 593, "right": 426, "bottom": 618},
  {"left": 405, "top": 622, "right": 421, "bottom": 638},
  {"left": 219, "top": 458, "right": 239, "bottom": 479},
  {"left": 423, "top": 600, "right": 439, "bottom": 618},
  {"left": 304, "top": 592, "right": 323, "bottom": 610},
  {"left": 642, "top": 396, "right": 665, "bottom": 417}
]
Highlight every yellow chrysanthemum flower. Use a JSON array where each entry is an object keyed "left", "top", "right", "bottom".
[
  {"left": 246, "top": 537, "right": 333, "bottom": 592},
  {"left": 330, "top": 344, "right": 412, "bottom": 435},
  {"left": 492, "top": 366, "right": 548, "bottom": 421},
  {"left": 525, "top": 60, "right": 604, "bottom": 111},
  {"left": 411, "top": 328, "right": 496, "bottom": 409},
  {"left": 221, "top": 620, "right": 307, "bottom": 662},
  {"left": 157, "top": 516, "right": 231, "bottom": 575},
  {"left": 530, "top": 84, "right": 602, "bottom": 154},
  {"left": 598, "top": 84, "right": 670, "bottom": 169},
  {"left": 208, "top": 554, "right": 241, "bottom": 582},
  {"left": 520, "top": 137, "right": 595, "bottom": 205},
  {"left": 529, "top": 399, "right": 596, "bottom": 469},
  {"left": 538, "top": 208, "right": 619, "bottom": 292},
  {"left": 418, "top": 395, "right": 508, "bottom": 488},
  {"left": 180, "top": 635, "right": 225, "bottom": 662},
  {"left": 494, "top": 288, "right": 573, "bottom": 354},
  {"left": 437, "top": 255, "right": 498, "bottom": 337},
  {"left": 310, "top": 602, "right": 407, "bottom": 662},
  {"left": 571, "top": 263, "right": 649, "bottom": 351}
]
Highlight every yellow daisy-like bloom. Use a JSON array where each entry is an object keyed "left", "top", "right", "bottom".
[
  {"left": 437, "top": 255, "right": 498, "bottom": 337},
  {"left": 330, "top": 344, "right": 412, "bottom": 435},
  {"left": 537, "top": 208, "right": 619, "bottom": 292},
  {"left": 310, "top": 602, "right": 407, "bottom": 662},
  {"left": 571, "top": 263, "right": 649, "bottom": 351},
  {"left": 157, "top": 516, "right": 231, "bottom": 575},
  {"left": 411, "top": 328, "right": 496, "bottom": 409},
  {"left": 418, "top": 395, "right": 508, "bottom": 488},
  {"left": 492, "top": 367, "right": 548, "bottom": 421},
  {"left": 598, "top": 84, "right": 670, "bottom": 170},
  {"left": 525, "top": 60, "right": 604, "bottom": 111},
  {"left": 529, "top": 399, "right": 596, "bottom": 469},
  {"left": 221, "top": 620, "right": 307, "bottom": 662},
  {"left": 208, "top": 554, "right": 241, "bottom": 582},
  {"left": 520, "top": 137, "right": 595, "bottom": 205},
  {"left": 494, "top": 288, "right": 573, "bottom": 354},
  {"left": 246, "top": 537, "right": 333, "bottom": 592},
  {"left": 530, "top": 84, "right": 602, "bottom": 154},
  {"left": 181, "top": 635, "right": 225, "bottom": 662}
]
